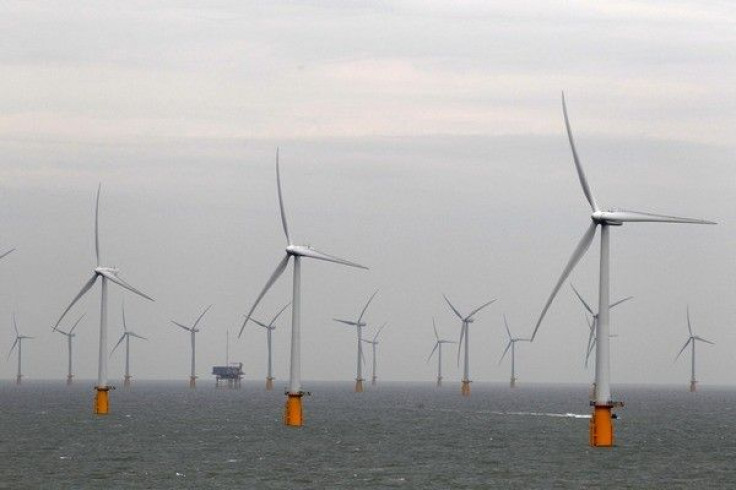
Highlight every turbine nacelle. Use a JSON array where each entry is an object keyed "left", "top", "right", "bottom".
[
  {"left": 95, "top": 266, "right": 120, "bottom": 275},
  {"left": 591, "top": 211, "right": 623, "bottom": 226}
]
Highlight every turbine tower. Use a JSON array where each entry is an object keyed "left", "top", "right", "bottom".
[
  {"left": 427, "top": 318, "right": 456, "bottom": 387},
  {"left": 333, "top": 290, "right": 379, "bottom": 392},
  {"left": 531, "top": 93, "right": 715, "bottom": 447},
  {"left": 361, "top": 322, "right": 387, "bottom": 386},
  {"left": 498, "top": 315, "right": 530, "bottom": 388},
  {"left": 53, "top": 185, "right": 155, "bottom": 414},
  {"left": 111, "top": 303, "right": 147, "bottom": 388},
  {"left": 675, "top": 307, "right": 714, "bottom": 392},
  {"left": 54, "top": 314, "right": 85, "bottom": 385},
  {"left": 8, "top": 313, "right": 33, "bottom": 385},
  {"left": 443, "top": 294, "right": 496, "bottom": 396},
  {"left": 171, "top": 304, "right": 212, "bottom": 388},
  {"left": 239, "top": 150, "right": 367, "bottom": 427},
  {"left": 249, "top": 302, "right": 291, "bottom": 390}
]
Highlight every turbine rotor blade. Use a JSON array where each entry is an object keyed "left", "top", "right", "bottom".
[
  {"left": 503, "top": 314, "right": 512, "bottom": 340},
  {"left": 687, "top": 307, "right": 693, "bottom": 337},
  {"left": 269, "top": 302, "right": 291, "bottom": 327},
  {"left": 293, "top": 247, "right": 368, "bottom": 270},
  {"left": 53, "top": 274, "right": 99, "bottom": 330},
  {"left": 69, "top": 313, "right": 86, "bottom": 334},
  {"left": 192, "top": 304, "right": 213, "bottom": 330},
  {"left": 7, "top": 338, "right": 18, "bottom": 359},
  {"left": 250, "top": 318, "right": 270, "bottom": 329},
  {"left": 467, "top": 298, "right": 496, "bottom": 321},
  {"left": 276, "top": 150, "right": 291, "bottom": 245},
  {"left": 585, "top": 316, "right": 595, "bottom": 368},
  {"left": 562, "top": 92, "right": 598, "bottom": 212},
  {"left": 333, "top": 319, "right": 359, "bottom": 326},
  {"left": 695, "top": 336, "right": 715, "bottom": 345},
  {"left": 531, "top": 221, "right": 597, "bottom": 341},
  {"left": 373, "top": 322, "right": 387, "bottom": 342},
  {"left": 357, "top": 289, "right": 379, "bottom": 324},
  {"left": 239, "top": 254, "right": 290, "bottom": 338},
  {"left": 0, "top": 248, "right": 15, "bottom": 261},
  {"left": 129, "top": 332, "right": 147, "bottom": 340},
  {"left": 171, "top": 320, "right": 191, "bottom": 332},
  {"left": 675, "top": 338, "right": 692, "bottom": 361},
  {"left": 95, "top": 184, "right": 101, "bottom": 266},
  {"left": 122, "top": 301, "right": 127, "bottom": 332},
  {"left": 427, "top": 342, "right": 439, "bottom": 362},
  {"left": 432, "top": 317, "right": 439, "bottom": 342},
  {"left": 443, "top": 294, "right": 464, "bottom": 321},
  {"left": 603, "top": 209, "right": 716, "bottom": 225},
  {"left": 570, "top": 284, "right": 594, "bottom": 315},
  {"left": 498, "top": 341, "right": 512, "bottom": 365},
  {"left": 110, "top": 334, "right": 126, "bottom": 356},
  {"left": 610, "top": 296, "right": 633, "bottom": 309},
  {"left": 98, "top": 270, "right": 154, "bottom": 302},
  {"left": 12, "top": 312, "right": 18, "bottom": 336}
]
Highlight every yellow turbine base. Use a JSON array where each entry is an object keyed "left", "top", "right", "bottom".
[
  {"left": 284, "top": 393, "right": 303, "bottom": 427},
  {"left": 266, "top": 377, "right": 274, "bottom": 391},
  {"left": 94, "top": 387, "right": 110, "bottom": 415},
  {"left": 355, "top": 379, "right": 364, "bottom": 393},
  {"left": 589, "top": 404, "right": 614, "bottom": 447},
  {"left": 189, "top": 376, "right": 197, "bottom": 389},
  {"left": 461, "top": 380, "right": 471, "bottom": 396},
  {"left": 690, "top": 380, "right": 697, "bottom": 392}
]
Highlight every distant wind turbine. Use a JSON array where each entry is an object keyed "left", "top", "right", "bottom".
[
  {"left": 498, "top": 315, "right": 530, "bottom": 388},
  {"left": 675, "top": 307, "right": 714, "bottom": 392},
  {"left": 361, "top": 322, "right": 388, "bottom": 386},
  {"left": 171, "top": 304, "right": 212, "bottom": 388},
  {"left": 239, "top": 150, "right": 368, "bottom": 426},
  {"left": 8, "top": 313, "right": 32, "bottom": 385},
  {"left": 531, "top": 93, "right": 716, "bottom": 447},
  {"left": 443, "top": 294, "right": 496, "bottom": 396},
  {"left": 249, "top": 302, "right": 291, "bottom": 390},
  {"left": 427, "top": 318, "right": 456, "bottom": 387},
  {"left": 54, "top": 313, "right": 85, "bottom": 385},
  {"left": 111, "top": 303, "right": 147, "bottom": 388},
  {"left": 53, "top": 185, "right": 155, "bottom": 414},
  {"left": 333, "top": 290, "right": 379, "bottom": 392}
]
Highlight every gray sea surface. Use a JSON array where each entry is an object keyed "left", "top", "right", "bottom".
[{"left": 1, "top": 381, "right": 734, "bottom": 488}]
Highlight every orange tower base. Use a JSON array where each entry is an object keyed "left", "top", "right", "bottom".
[
  {"left": 284, "top": 393, "right": 303, "bottom": 427},
  {"left": 589, "top": 404, "right": 614, "bottom": 447},
  {"left": 690, "top": 380, "right": 697, "bottom": 392},
  {"left": 461, "top": 380, "right": 471, "bottom": 396},
  {"left": 355, "top": 379, "right": 364, "bottom": 393},
  {"left": 94, "top": 387, "right": 110, "bottom": 415},
  {"left": 189, "top": 376, "right": 196, "bottom": 389},
  {"left": 266, "top": 377, "right": 274, "bottom": 391}
]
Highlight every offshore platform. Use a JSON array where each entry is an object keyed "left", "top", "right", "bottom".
[{"left": 212, "top": 330, "right": 244, "bottom": 388}]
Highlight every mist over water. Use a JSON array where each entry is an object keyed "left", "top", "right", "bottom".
[{"left": 2, "top": 381, "right": 734, "bottom": 488}]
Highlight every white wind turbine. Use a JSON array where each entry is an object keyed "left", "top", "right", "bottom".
[
  {"left": 239, "top": 150, "right": 368, "bottom": 427},
  {"left": 361, "top": 322, "right": 388, "bottom": 386},
  {"left": 531, "top": 93, "right": 716, "bottom": 447},
  {"left": 249, "top": 302, "right": 291, "bottom": 390},
  {"left": 54, "top": 313, "right": 85, "bottom": 385},
  {"left": 53, "top": 185, "right": 155, "bottom": 414},
  {"left": 570, "top": 284, "right": 632, "bottom": 369},
  {"left": 171, "top": 304, "right": 212, "bottom": 388},
  {"left": 333, "top": 290, "right": 379, "bottom": 393},
  {"left": 111, "top": 303, "right": 147, "bottom": 388},
  {"left": 675, "top": 307, "right": 714, "bottom": 392},
  {"left": 427, "top": 318, "right": 456, "bottom": 387},
  {"left": 8, "top": 313, "right": 33, "bottom": 385},
  {"left": 498, "top": 315, "right": 531, "bottom": 388},
  {"left": 443, "top": 294, "right": 496, "bottom": 396}
]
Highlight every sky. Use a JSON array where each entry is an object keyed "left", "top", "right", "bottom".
[{"left": 0, "top": 1, "right": 734, "bottom": 390}]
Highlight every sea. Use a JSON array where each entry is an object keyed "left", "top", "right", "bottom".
[{"left": 2, "top": 381, "right": 734, "bottom": 488}]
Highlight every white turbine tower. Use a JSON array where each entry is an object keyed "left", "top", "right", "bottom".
[
  {"left": 443, "top": 294, "right": 496, "bottom": 396},
  {"left": 570, "top": 284, "right": 632, "bottom": 369},
  {"left": 239, "top": 150, "right": 368, "bottom": 427},
  {"left": 427, "top": 318, "right": 456, "bottom": 387},
  {"left": 249, "top": 302, "right": 291, "bottom": 390},
  {"left": 54, "top": 314, "right": 85, "bottom": 385},
  {"left": 111, "top": 303, "right": 147, "bottom": 388},
  {"left": 333, "top": 290, "right": 379, "bottom": 393},
  {"left": 171, "top": 304, "right": 212, "bottom": 388},
  {"left": 361, "top": 322, "right": 388, "bottom": 386},
  {"left": 53, "top": 185, "right": 155, "bottom": 414},
  {"left": 8, "top": 313, "right": 33, "bottom": 385},
  {"left": 675, "top": 307, "right": 714, "bottom": 392},
  {"left": 531, "top": 93, "right": 716, "bottom": 447},
  {"left": 498, "top": 315, "right": 531, "bottom": 388}
]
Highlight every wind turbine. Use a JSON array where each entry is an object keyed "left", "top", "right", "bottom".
[
  {"left": 53, "top": 185, "right": 155, "bottom": 414},
  {"left": 570, "top": 284, "right": 632, "bottom": 369},
  {"left": 675, "top": 307, "right": 714, "bottom": 392},
  {"left": 111, "top": 303, "right": 147, "bottom": 388},
  {"left": 171, "top": 304, "right": 212, "bottom": 388},
  {"left": 499, "top": 315, "right": 530, "bottom": 388},
  {"left": 427, "top": 318, "right": 456, "bottom": 387},
  {"left": 249, "top": 302, "right": 291, "bottom": 390},
  {"left": 54, "top": 313, "right": 85, "bottom": 385},
  {"left": 239, "top": 150, "right": 368, "bottom": 427},
  {"left": 443, "top": 294, "right": 496, "bottom": 396},
  {"left": 531, "top": 93, "right": 716, "bottom": 447},
  {"left": 8, "top": 313, "right": 33, "bottom": 385},
  {"left": 333, "top": 290, "right": 379, "bottom": 392},
  {"left": 361, "top": 322, "right": 388, "bottom": 386}
]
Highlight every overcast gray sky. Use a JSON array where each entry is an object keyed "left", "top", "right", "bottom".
[{"left": 0, "top": 1, "right": 733, "bottom": 388}]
